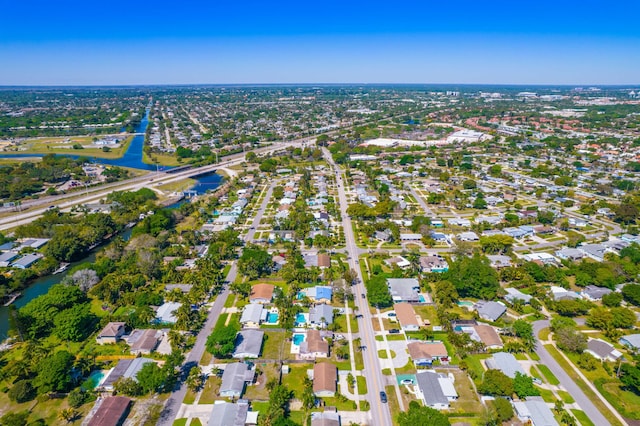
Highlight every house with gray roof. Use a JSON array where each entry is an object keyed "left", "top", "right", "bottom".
[
  {"left": 240, "top": 303, "right": 267, "bottom": 328},
  {"left": 474, "top": 301, "right": 506, "bottom": 322},
  {"left": 0, "top": 251, "right": 20, "bottom": 267},
  {"left": 513, "top": 399, "right": 559, "bottom": 426},
  {"left": 415, "top": 370, "right": 457, "bottom": 409},
  {"left": 311, "top": 412, "right": 340, "bottom": 426},
  {"left": 309, "top": 304, "right": 334, "bottom": 328},
  {"left": 233, "top": 330, "right": 264, "bottom": 358},
  {"left": 621, "top": 334, "right": 640, "bottom": 350},
  {"left": 485, "top": 352, "right": 525, "bottom": 378},
  {"left": 101, "top": 358, "right": 154, "bottom": 391},
  {"left": 387, "top": 278, "right": 421, "bottom": 303},
  {"left": 579, "top": 243, "right": 607, "bottom": 262},
  {"left": 504, "top": 288, "right": 532, "bottom": 304},
  {"left": 586, "top": 338, "right": 622, "bottom": 362},
  {"left": 219, "top": 363, "right": 255, "bottom": 397},
  {"left": 580, "top": 285, "right": 612, "bottom": 301},
  {"left": 11, "top": 253, "right": 43, "bottom": 269},
  {"left": 208, "top": 401, "right": 251, "bottom": 426},
  {"left": 555, "top": 248, "right": 584, "bottom": 261},
  {"left": 155, "top": 302, "right": 182, "bottom": 324}
]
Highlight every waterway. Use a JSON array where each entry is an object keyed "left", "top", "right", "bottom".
[{"left": 0, "top": 108, "right": 224, "bottom": 339}]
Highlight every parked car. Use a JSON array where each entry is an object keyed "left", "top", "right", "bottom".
[
  {"left": 380, "top": 391, "right": 388, "bottom": 403},
  {"left": 389, "top": 329, "right": 400, "bottom": 334},
  {"left": 400, "top": 379, "right": 414, "bottom": 385}
]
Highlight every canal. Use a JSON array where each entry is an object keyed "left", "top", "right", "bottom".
[{"left": 0, "top": 107, "right": 224, "bottom": 339}]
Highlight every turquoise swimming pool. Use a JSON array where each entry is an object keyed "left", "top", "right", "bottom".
[
  {"left": 293, "top": 333, "right": 306, "bottom": 346},
  {"left": 82, "top": 370, "right": 106, "bottom": 390},
  {"left": 294, "top": 313, "right": 307, "bottom": 326},
  {"left": 457, "top": 301, "right": 474, "bottom": 307},
  {"left": 419, "top": 295, "right": 426, "bottom": 303},
  {"left": 266, "top": 312, "right": 279, "bottom": 324}
]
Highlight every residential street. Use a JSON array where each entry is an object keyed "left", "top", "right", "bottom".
[
  {"left": 324, "top": 147, "right": 394, "bottom": 426},
  {"left": 532, "top": 320, "right": 614, "bottom": 426},
  {"left": 158, "top": 180, "right": 275, "bottom": 426}
]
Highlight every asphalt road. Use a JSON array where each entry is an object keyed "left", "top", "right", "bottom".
[
  {"left": 324, "top": 147, "right": 393, "bottom": 426},
  {"left": 532, "top": 320, "right": 612, "bottom": 426},
  {"left": 157, "top": 180, "right": 275, "bottom": 426}
]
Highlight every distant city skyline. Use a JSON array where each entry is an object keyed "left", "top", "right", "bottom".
[{"left": 2, "top": 1, "right": 639, "bottom": 85}]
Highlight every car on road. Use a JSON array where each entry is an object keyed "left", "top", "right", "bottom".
[
  {"left": 379, "top": 391, "right": 388, "bottom": 403},
  {"left": 361, "top": 293, "right": 366, "bottom": 299},
  {"left": 250, "top": 226, "right": 255, "bottom": 229},
  {"left": 389, "top": 329, "right": 400, "bottom": 334}
]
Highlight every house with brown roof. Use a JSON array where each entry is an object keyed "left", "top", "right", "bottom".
[
  {"left": 299, "top": 330, "right": 329, "bottom": 360},
  {"left": 313, "top": 362, "right": 337, "bottom": 397},
  {"left": 394, "top": 303, "right": 420, "bottom": 332},
  {"left": 127, "top": 329, "right": 163, "bottom": 355},
  {"left": 407, "top": 341, "right": 448, "bottom": 366},
  {"left": 473, "top": 324, "right": 503, "bottom": 350},
  {"left": 317, "top": 253, "right": 331, "bottom": 269},
  {"left": 250, "top": 284, "right": 275, "bottom": 304},
  {"left": 96, "top": 322, "right": 126, "bottom": 345},
  {"left": 87, "top": 396, "right": 132, "bottom": 426}
]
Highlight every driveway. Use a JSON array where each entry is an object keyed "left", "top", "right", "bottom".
[{"left": 375, "top": 339, "right": 409, "bottom": 369}]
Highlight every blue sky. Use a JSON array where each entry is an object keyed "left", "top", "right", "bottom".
[{"left": 1, "top": 1, "right": 639, "bottom": 85}]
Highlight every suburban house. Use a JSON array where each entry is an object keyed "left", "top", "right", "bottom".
[
  {"left": 127, "top": 329, "right": 164, "bottom": 355},
  {"left": 586, "top": 339, "right": 622, "bottom": 362},
  {"left": 312, "top": 362, "right": 337, "bottom": 397},
  {"left": 513, "top": 399, "right": 559, "bottom": 426},
  {"left": 523, "top": 252, "right": 558, "bottom": 264},
  {"left": 579, "top": 243, "right": 607, "bottom": 262},
  {"left": 100, "top": 358, "right": 154, "bottom": 392},
  {"left": 240, "top": 303, "right": 268, "bottom": 328},
  {"left": 317, "top": 253, "right": 331, "bottom": 269},
  {"left": 415, "top": 371, "right": 458, "bottom": 409},
  {"left": 486, "top": 255, "right": 512, "bottom": 269},
  {"left": 219, "top": 362, "right": 255, "bottom": 398},
  {"left": 249, "top": 284, "right": 275, "bottom": 304},
  {"left": 385, "top": 256, "right": 411, "bottom": 270},
  {"left": 309, "top": 304, "right": 334, "bottom": 328},
  {"left": 580, "top": 285, "right": 612, "bottom": 301},
  {"left": 155, "top": 302, "right": 182, "bottom": 324},
  {"left": 454, "top": 323, "right": 504, "bottom": 350},
  {"left": 407, "top": 341, "right": 448, "bottom": 366},
  {"left": 620, "top": 334, "right": 640, "bottom": 351},
  {"left": 299, "top": 329, "right": 330, "bottom": 360},
  {"left": 474, "top": 301, "right": 506, "bottom": 322},
  {"left": 419, "top": 255, "right": 449, "bottom": 273},
  {"left": 0, "top": 251, "right": 19, "bottom": 267},
  {"left": 555, "top": 248, "right": 584, "bottom": 261},
  {"left": 504, "top": 288, "right": 532, "bottom": 304},
  {"left": 87, "top": 396, "right": 132, "bottom": 426},
  {"left": 305, "top": 286, "right": 333, "bottom": 303},
  {"left": 394, "top": 303, "right": 420, "bottom": 331},
  {"left": 11, "top": 253, "right": 43, "bottom": 269},
  {"left": 485, "top": 352, "right": 525, "bottom": 378},
  {"left": 387, "top": 278, "right": 421, "bottom": 303},
  {"left": 96, "top": 322, "right": 126, "bottom": 345},
  {"left": 310, "top": 411, "right": 340, "bottom": 426},
  {"left": 233, "top": 330, "right": 264, "bottom": 359},
  {"left": 550, "top": 286, "right": 580, "bottom": 301},
  {"left": 208, "top": 401, "right": 257, "bottom": 426},
  {"left": 458, "top": 231, "right": 479, "bottom": 242}
]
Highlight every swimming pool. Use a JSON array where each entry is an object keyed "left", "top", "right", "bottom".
[
  {"left": 294, "top": 313, "right": 307, "bottom": 326},
  {"left": 82, "top": 370, "right": 107, "bottom": 390},
  {"left": 419, "top": 295, "right": 426, "bottom": 303},
  {"left": 293, "top": 333, "right": 305, "bottom": 346},
  {"left": 457, "top": 301, "right": 474, "bottom": 307},
  {"left": 266, "top": 312, "right": 279, "bottom": 324}
]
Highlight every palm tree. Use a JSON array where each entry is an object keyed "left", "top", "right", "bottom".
[{"left": 59, "top": 408, "right": 78, "bottom": 423}]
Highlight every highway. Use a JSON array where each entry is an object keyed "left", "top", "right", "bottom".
[
  {"left": 0, "top": 140, "right": 301, "bottom": 231},
  {"left": 158, "top": 180, "right": 275, "bottom": 426},
  {"left": 324, "top": 147, "right": 394, "bottom": 426}
]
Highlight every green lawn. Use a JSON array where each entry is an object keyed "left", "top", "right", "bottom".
[
  {"left": 378, "top": 349, "right": 396, "bottom": 359},
  {"left": 198, "top": 376, "right": 221, "bottom": 404},
  {"left": 282, "top": 364, "right": 312, "bottom": 398},
  {"left": 538, "top": 387, "right": 556, "bottom": 403},
  {"left": 262, "top": 331, "right": 289, "bottom": 360},
  {"left": 537, "top": 364, "right": 560, "bottom": 385},
  {"left": 558, "top": 390, "right": 575, "bottom": 404},
  {"left": 172, "top": 419, "right": 187, "bottom": 426},
  {"left": 544, "top": 345, "right": 623, "bottom": 426},
  {"left": 357, "top": 375, "right": 368, "bottom": 395},
  {"left": 571, "top": 409, "right": 596, "bottom": 426}
]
